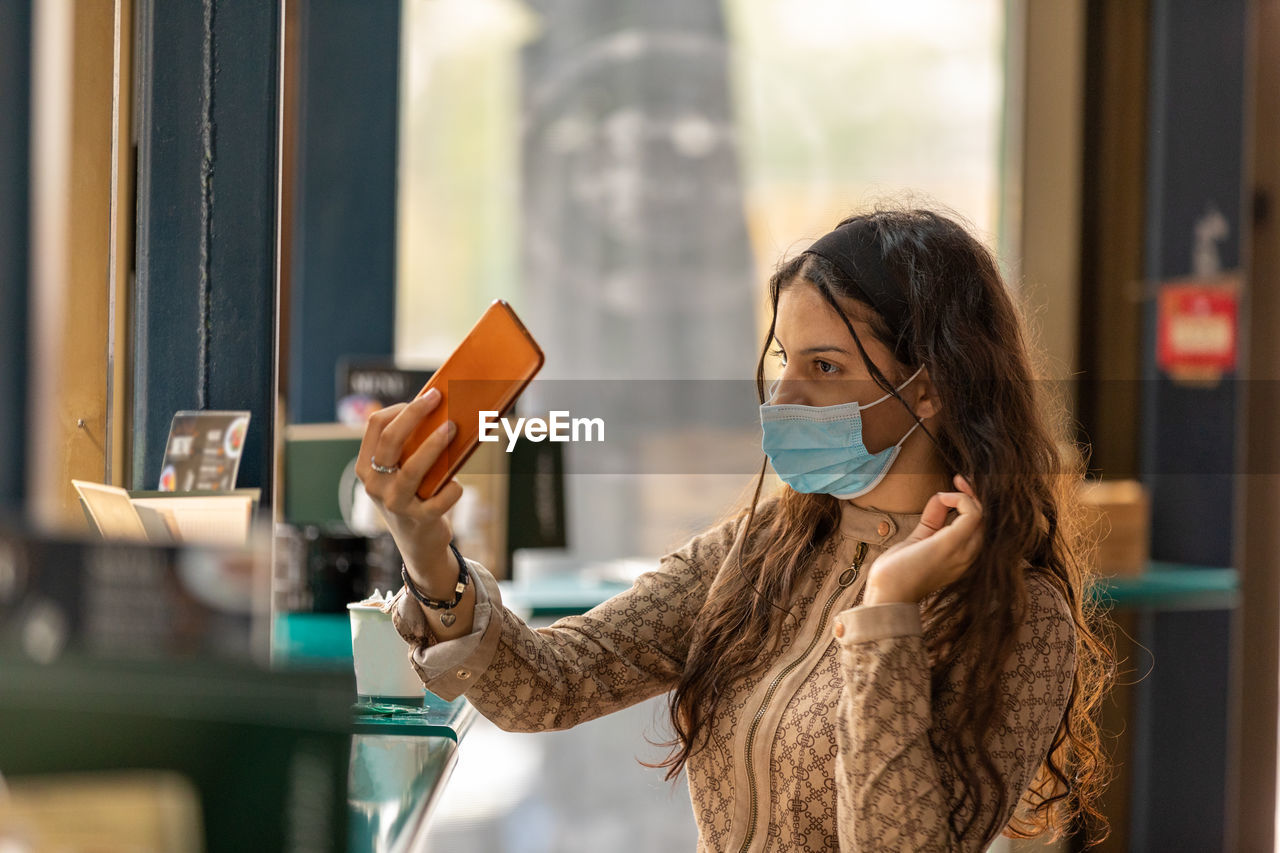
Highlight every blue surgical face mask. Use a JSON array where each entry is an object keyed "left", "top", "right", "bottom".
[{"left": 759, "top": 365, "right": 926, "bottom": 499}]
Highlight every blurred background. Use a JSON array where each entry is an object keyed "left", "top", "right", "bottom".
[{"left": 2, "top": 0, "right": 1280, "bottom": 851}]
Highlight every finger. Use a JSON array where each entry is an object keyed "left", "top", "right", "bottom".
[
  {"left": 384, "top": 419, "right": 458, "bottom": 508},
  {"left": 373, "top": 388, "right": 444, "bottom": 471},
  {"left": 356, "top": 402, "right": 409, "bottom": 481},
  {"left": 935, "top": 509, "right": 985, "bottom": 565},
  {"left": 393, "top": 478, "right": 466, "bottom": 526},
  {"left": 908, "top": 494, "right": 981, "bottom": 545},
  {"left": 953, "top": 474, "right": 982, "bottom": 510},
  {"left": 902, "top": 491, "right": 956, "bottom": 543},
  {"left": 918, "top": 509, "right": 976, "bottom": 549},
  {"left": 420, "top": 478, "right": 465, "bottom": 518},
  {"left": 933, "top": 490, "right": 980, "bottom": 518}
]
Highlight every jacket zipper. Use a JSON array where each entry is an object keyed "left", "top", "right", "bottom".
[{"left": 736, "top": 540, "right": 868, "bottom": 853}]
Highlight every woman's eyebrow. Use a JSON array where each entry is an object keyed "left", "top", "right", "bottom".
[{"left": 797, "top": 345, "right": 851, "bottom": 356}]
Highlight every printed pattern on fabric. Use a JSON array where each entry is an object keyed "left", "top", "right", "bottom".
[
  {"left": 763, "top": 578, "right": 869, "bottom": 853},
  {"left": 689, "top": 532, "right": 849, "bottom": 851},
  {"left": 391, "top": 505, "right": 1078, "bottom": 853},
  {"left": 833, "top": 573, "right": 1077, "bottom": 851},
  {"left": 425, "top": 515, "right": 741, "bottom": 732},
  {"left": 687, "top": 655, "right": 757, "bottom": 849},
  {"left": 765, "top": 641, "right": 843, "bottom": 852}
]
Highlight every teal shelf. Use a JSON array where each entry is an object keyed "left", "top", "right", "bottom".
[
  {"left": 1091, "top": 563, "right": 1239, "bottom": 610},
  {"left": 271, "top": 612, "right": 352, "bottom": 666},
  {"left": 508, "top": 566, "right": 1242, "bottom": 615},
  {"left": 499, "top": 577, "right": 631, "bottom": 617},
  {"left": 498, "top": 565, "right": 1241, "bottom": 615}
]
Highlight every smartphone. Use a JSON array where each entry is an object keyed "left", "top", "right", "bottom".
[{"left": 402, "top": 299, "right": 545, "bottom": 500}]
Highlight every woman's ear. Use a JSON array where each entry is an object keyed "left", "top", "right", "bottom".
[{"left": 912, "top": 366, "right": 943, "bottom": 420}]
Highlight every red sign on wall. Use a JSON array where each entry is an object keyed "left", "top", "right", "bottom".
[{"left": 1156, "top": 274, "right": 1240, "bottom": 381}]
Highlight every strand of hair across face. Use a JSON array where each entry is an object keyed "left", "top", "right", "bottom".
[{"left": 808, "top": 276, "right": 965, "bottom": 478}]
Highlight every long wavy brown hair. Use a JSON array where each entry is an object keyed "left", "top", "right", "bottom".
[{"left": 650, "top": 208, "right": 1116, "bottom": 846}]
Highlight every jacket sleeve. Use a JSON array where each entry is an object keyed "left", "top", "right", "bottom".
[
  {"left": 830, "top": 575, "right": 1077, "bottom": 852},
  {"left": 385, "top": 563, "right": 493, "bottom": 680},
  {"left": 390, "top": 515, "right": 742, "bottom": 732}
]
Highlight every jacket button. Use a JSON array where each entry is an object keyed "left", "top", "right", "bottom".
[
  {"left": 833, "top": 622, "right": 845, "bottom": 639},
  {"left": 456, "top": 669, "right": 471, "bottom": 680},
  {"left": 877, "top": 520, "right": 891, "bottom": 536}
]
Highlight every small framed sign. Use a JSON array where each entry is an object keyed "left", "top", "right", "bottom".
[
  {"left": 1156, "top": 273, "right": 1240, "bottom": 383},
  {"left": 335, "top": 358, "right": 435, "bottom": 426},
  {"left": 159, "top": 410, "right": 251, "bottom": 491}
]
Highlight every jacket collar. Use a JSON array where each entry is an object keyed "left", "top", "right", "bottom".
[{"left": 836, "top": 499, "right": 957, "bottom": 548}]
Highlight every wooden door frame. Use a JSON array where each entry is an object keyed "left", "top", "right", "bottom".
[{"left": 1231, "top": 0, "right": 1280, "bottom": 849}]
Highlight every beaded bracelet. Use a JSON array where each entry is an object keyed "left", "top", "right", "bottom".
[{"left": 401, "top": 542, "right": 470, "bottom": 627}]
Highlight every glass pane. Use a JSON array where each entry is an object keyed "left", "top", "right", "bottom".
[
  {"left": 397, "top": 0, "right": 1006, "bottom": 560},
  {"left": 725, "top": 0, "right": 1005, "bottom": 276}
]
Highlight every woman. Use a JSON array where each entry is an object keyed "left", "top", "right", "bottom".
[{"left": 357, "top": 208, "right": 1114, "bottom": 851}]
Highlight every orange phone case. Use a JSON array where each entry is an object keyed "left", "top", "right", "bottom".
[{"left": 403, "top": 299, "right": 545, "bottom": 500}]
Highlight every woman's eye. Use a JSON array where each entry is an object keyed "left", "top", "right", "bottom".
[
  {"left": 816, "top": 360, "right": 837, "bottom": 375},
  {"left": 769, "top": 347, "right": 786, "bottom": 365}
]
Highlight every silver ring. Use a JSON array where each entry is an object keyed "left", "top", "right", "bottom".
[{"left": 370, "top": 457, "right": 400, "bottom": 475}]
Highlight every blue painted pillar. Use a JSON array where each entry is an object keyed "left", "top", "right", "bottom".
[
  {"left": 287, "top": 0, "right": 399, "bottom": 424},
  {"left": 1130, "top": 1, "right": 1247, "bottom": 849},
  {"left": 1140, "top": 0, "right": 1244, "bottom": 561},
  {"left": 132, "top": 0, "right": 280, "bottom": 495},
  {"left": 0, "top": 0, "right": 30, "bottom": 517}
]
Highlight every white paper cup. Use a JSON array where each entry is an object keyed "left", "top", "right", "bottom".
[{"left": 347, "top": 601, "right": 424, "bottom": 703}]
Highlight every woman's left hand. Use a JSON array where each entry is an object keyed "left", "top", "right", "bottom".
[{"left": 861, "top": 474, "right": 984, "bottom": 606}]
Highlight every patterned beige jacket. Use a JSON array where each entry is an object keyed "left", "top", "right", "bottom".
[{"left": 391, "top": 501, "right": 1077, "bottom": 852}]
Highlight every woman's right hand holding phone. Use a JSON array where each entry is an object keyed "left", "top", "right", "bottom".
[{"left": 356, "top": 388, "right": 476, "bottom": 637}]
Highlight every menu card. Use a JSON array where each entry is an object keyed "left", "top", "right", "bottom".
[{"left": 159, "top": 410, "right": 251, "bottom": 492}]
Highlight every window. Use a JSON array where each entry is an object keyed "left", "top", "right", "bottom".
[{"left": 397, "top": 0, "right": 1006, "bottom": 561}]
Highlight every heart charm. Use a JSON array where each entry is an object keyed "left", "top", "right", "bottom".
[{"left": 439, "top": 611, "right": 456, "bottom": 628}]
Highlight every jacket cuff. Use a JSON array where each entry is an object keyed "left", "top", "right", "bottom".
[
  {"left": 833, "top": 601, "right": 922, "bottom": 645},
  {"left": 403, "top": 579, "right": 491, "bottom": 680},
  {"left": 390, "top": 558, "right": 507, "bottom": 701}
]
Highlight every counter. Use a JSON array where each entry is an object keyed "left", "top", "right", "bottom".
[{"left": 272, "top": 612, "right": 476, "bottom": 852}]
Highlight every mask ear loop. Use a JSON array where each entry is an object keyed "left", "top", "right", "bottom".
[
  {"left": 861, "top": 363, "right": 926, "bottom": 409},
  {"left": 892, "top": 419, "right": 923, "bottom": 448}
]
